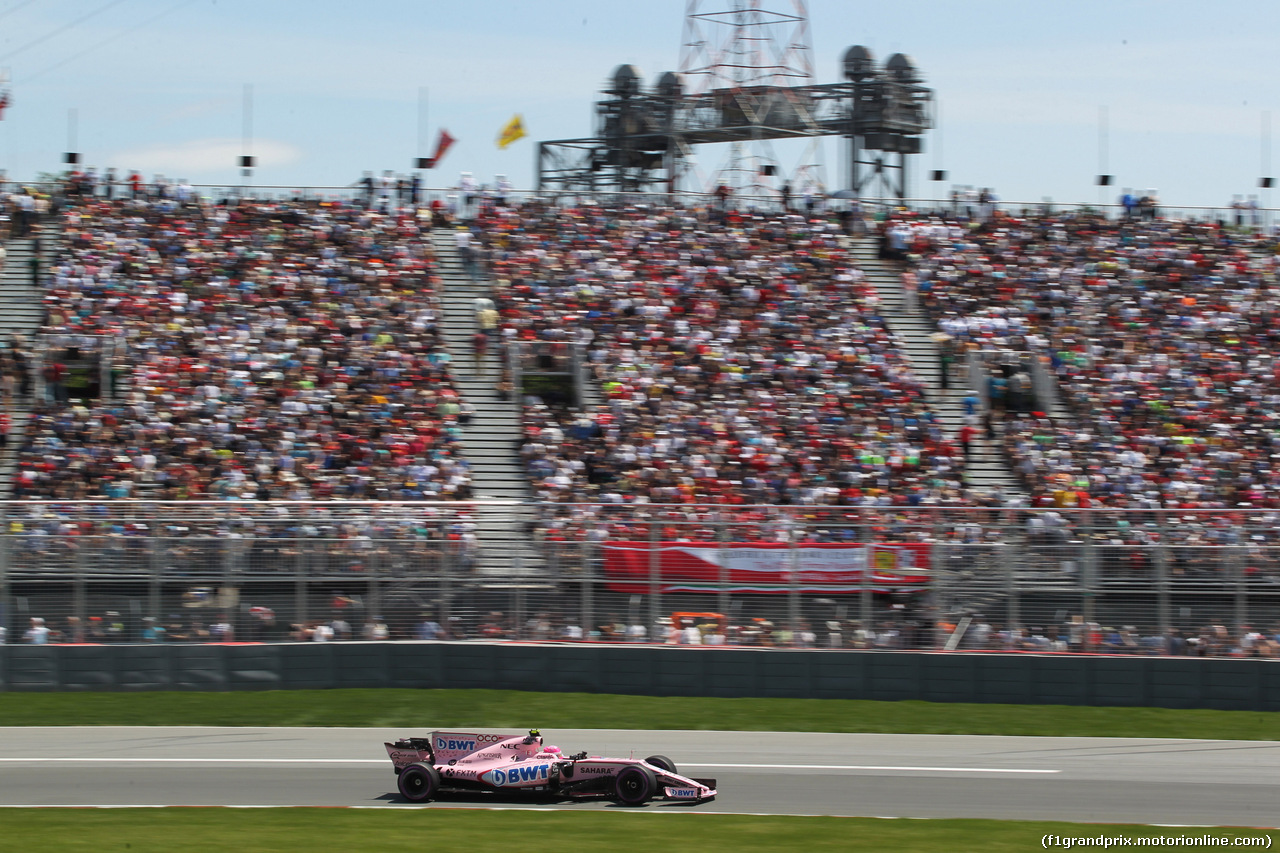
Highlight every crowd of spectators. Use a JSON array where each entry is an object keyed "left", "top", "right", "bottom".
[
  {"left": 12, "top": 191, "right": 477, "bottom": 503},
  {"left": 9, "top": 180, "right": 1280, "bottom": 656},
  {"left": 894, "top": 209, "right": 1280, "bottom": 515},
  {"left": 21, "top": 186, "right": 1280, "bottom": 518},
  {"left": 473, "top": 199, "right": 1014, "bottom": 546},
  {"left": 1, "top": 182, "right": 55, "bottom": 242},
  {"left": 948, "top": 616, "right": 1280, "bottom": 657},
  {"left": 11, "top": 603, "right": 1280, "bottom": 657}
]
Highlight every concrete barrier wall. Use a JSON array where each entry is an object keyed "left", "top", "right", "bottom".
[{"left": 2, "top": 643, "right": 1278, "bottom": 710}]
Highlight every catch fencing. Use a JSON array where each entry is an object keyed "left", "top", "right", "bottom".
[{"left": 2, "top": 503, "right": 1279, "bottom": 657}]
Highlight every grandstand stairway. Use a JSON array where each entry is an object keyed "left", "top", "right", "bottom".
[
  {"left": 848, "top": 237, "right": 1091, "bottom": 585},
  {"left": 849, "top": 236, "right": 1023, "bottom": 497},
  {"left": 0, "top": 226, "right": 62, "bottom": 498},
  {"left": 429, "top": 228, "right": 542, "bottom": 575}
]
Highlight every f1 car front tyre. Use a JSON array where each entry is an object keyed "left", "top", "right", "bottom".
[
  {"left": 614, "top": 765, "right": 657, "bottom": 805},
  {"left": 398, "top": 762, "right": 441, "bottom": 803},
  {"left": 644, "top": 755, "right": 677, "bottom": 774}
]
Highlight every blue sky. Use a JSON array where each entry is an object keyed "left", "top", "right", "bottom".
[{"left": 0, "top": 0, "right": 1275, "bottom": 206}]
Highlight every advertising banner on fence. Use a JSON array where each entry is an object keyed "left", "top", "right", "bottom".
[{"left": 602, "top": 542, "right": 931, "bottom": 594}]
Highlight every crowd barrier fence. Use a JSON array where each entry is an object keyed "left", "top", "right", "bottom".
[{"left": 3, "top": 504, "right": 1280, "bottom": 660}]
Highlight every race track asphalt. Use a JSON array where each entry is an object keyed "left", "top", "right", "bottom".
[{"left": 1, "top": 727, "right": 1277, "bottom": 827}]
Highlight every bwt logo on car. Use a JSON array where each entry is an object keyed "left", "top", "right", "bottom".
[
  {"left": 483, "top": 764, "right": 551, "bottom": 786},
  {"left": 436, "top": 738, "right": 477, "bottom": 751}
]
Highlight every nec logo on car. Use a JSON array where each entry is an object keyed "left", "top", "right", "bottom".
[
  {"left": 436, "top": 738, "right": 476, "bottom": 751},
  {"left": 483, "top": 764, "right": 550, "bottom": 786}
]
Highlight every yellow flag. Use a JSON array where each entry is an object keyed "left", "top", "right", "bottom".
[{"left": 497, "top": 114, "right": 526, "bottom": 149}]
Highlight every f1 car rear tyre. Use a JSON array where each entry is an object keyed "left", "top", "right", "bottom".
[
  {"left": 644, "top": 755, "right": 677, "bottom": 774},
  {"left": 614, "top": 765, "right": 657, "bottom": 805},
  {"left": 398, "top": 762, "right": 441, "bottom": 803}
]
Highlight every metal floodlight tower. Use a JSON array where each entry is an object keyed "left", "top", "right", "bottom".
[
  {"left": 535, "top": 2, "right": 932, "bottom": 202},
  {"left": 844, "top": 47, "right": 933, "bottom": 201},
  {"left": 537, "top": 63, "right": 687, "bottom": 195},
  {"left": 597, "top": 64, "right": 669, "bottom": 192},
  {"left": 679, "top": 0, "right": 813, "bottom": 91},
  {"left": 680, "top": 0, "right": 815, "bottom": 196}
]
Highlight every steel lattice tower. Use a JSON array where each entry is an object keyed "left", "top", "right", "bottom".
[
  {"left": 535, "top": 2, "right": 930, "bottom": 201},
  {"left": 679, "top": 0, "right": 813, "bottom": 91},
  {"left": 679, "top": 0, "right": 817, "bottom": 196}
]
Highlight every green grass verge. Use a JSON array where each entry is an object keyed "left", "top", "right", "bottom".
[
  {"left": 1, "top": 810, "right": 1273, "bottom": 852},
  {"left": 1, "top": 689, "right": 1278, "bottom": 739}
]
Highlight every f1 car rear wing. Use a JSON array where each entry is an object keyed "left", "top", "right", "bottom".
[{"left": 428, "top": 731, "right": 517, "bottom": 763}]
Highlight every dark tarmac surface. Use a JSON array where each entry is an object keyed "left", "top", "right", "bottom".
[{"left": 1, "top": 727, "right": 1277, "bottom": 826}]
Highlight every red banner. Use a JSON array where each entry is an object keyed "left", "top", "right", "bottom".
[
  {"left": 427, "top": 129, "right": 455, "bottom": 169},
  {"left": 602, "top": 541, "right": 931, "bottom": 594}
]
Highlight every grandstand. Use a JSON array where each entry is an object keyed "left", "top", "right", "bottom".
[
  {"left": 898, "top": 208, "right": 1280, "bottom": 512},
  {"left": 1, "top": 179, "right": 1279, "bottom": 656}
]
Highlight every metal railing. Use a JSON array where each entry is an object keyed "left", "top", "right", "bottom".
[
  {"left": 6, "top": 180, "right": 1279, "bottom": 228},
  {"left": 3, "top": 502, "right": 1279, "bottom": 656}
]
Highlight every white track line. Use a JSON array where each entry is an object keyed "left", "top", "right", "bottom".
[
  {"left": 0, "top": 758, "right": 385, "bottom": 763},
  {"left": 3, "top": 806, "right": 1259, "bottom": 828},
  {"left": 0, "top": 758, "right": 1058, "bottom": 773},
  {"left": 682, "top": 763, "right": 1059, "bottom": 774}
]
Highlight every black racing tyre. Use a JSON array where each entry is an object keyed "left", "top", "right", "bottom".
[
  {"left": 644, "top": 755, "right": 677, "bottom": 775},
  {"left": 398, "top": 762, "right": 441, "bottom": 803},
  {"left": 614, "top": 764, "right": 657, "bottom": 805}
]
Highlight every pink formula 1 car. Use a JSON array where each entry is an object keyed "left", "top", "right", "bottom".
[{"left": 385, "top": 729, "right": 717, "bottom": 806}]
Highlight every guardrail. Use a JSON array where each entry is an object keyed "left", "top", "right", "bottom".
[
  {"left": 1, "top": 642, "right": 1276, "bottom": 710},
  {"left": 5, "top": 179, "right": 1278, "bottom": 225}
]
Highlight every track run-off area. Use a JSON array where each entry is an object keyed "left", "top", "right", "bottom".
[{"left": 1, "top": 727, "right": 1277, "bottom": 828}]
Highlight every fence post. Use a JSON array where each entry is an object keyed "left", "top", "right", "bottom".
[
  {"left": 787, "top": 512, "right": 801, "bottom": 647},
  {"left": 542, "top": 526, "right": 559, "bottom": 643},
  {"left": 1155, "top": 516, "right": 1170, "bottom": 635},
  {"left": 295, "top": 538, "right": 308, "bottom": 629},
  {"left": 860, "top": 543, "right": 873, "bottom": 644},
  {"left": 148, "top": 533, "right": 161, "bottom": 623},
  {"left": 222, "top": 534, "right": 237, "bottom": 640},
  {"left": 927, "top": 539, "right": 943, "bottom": 649},
  {"left": 74, "top": 533, "right": 87, "bottom": 632},
  {"left": 1234, "top": 545, "right": 1248, "bottom": 641},
  {"left": 1081, "top": 532, "right": 1096, "bottom": 651},
  {"left": 0, "top": 504, "right": 9, "bottom": 643},
  {"left": 648, "top": 519, "right": 661, "bottom": 640},
  {"left": 439, "top": 517, "right": 453, "bottom": 636},
  {"left": 580, "top": 539, "right": 594, "bottom": 641},
  {"left": 1003, "top": 542, "right": 1020, "bottom": 634},
  {"left": 369, "top": 537, "right": 382, "bottom": 632},
  {"left": 717, "top": 514, "right": 730, "bottom": 621}
]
